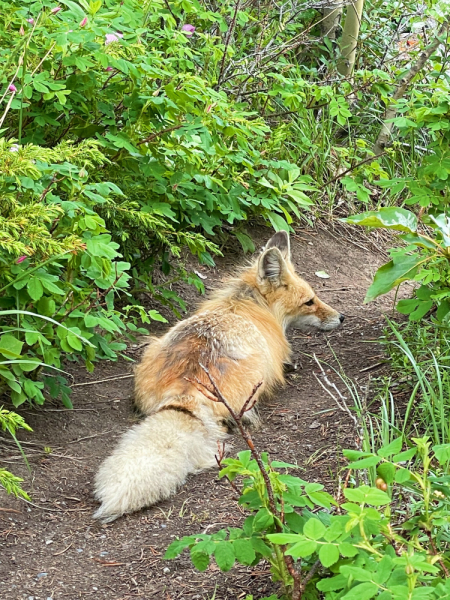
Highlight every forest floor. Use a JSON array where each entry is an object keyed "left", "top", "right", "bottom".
[{"left": 0, "top": 223, "right": 409, "bottom": 600}]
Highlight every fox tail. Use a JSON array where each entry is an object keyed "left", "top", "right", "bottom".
[{"left": 93, "top": 406, "right": 225, "bottom": 523}]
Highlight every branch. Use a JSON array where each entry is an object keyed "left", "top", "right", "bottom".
[
  {"left": 373, "top": 18, "right": 450, "bottom": 154},
  {"left": 217, "top": 1, "right": 241, "bottom": 86},
  {"left": 192, "top": 364, "right": 304, "bottom": 598}
]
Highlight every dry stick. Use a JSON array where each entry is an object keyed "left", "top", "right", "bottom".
[
  {"left": 192, "top": 365, "right": 303, "bottom": 600},
  {"left": 217, "top": 0, "right": 241, "bottom": 86},
  {"left": 373, "top": 17, "right": 450, "bottom": 154},
  {"left": 312, "top": 354, "right": 363, "bottom": 453},
  {"left": 72, "top": 374, "right": 133, "bottom": 387}
]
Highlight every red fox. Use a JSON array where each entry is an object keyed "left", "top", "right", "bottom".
[{"left": 93, "top": 231, "right": 344, "bottom": 522}]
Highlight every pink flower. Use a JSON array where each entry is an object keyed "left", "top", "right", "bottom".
[
  {"left": 105, "top": 67, "right": 114, "bottom": 71},
  {"left": 181, "top": 24, "right": 195, "bottom": 37},
  {"left": 80, "top": 17, "right": 88, "bottom": 27},
  {"left": 8, "top": 84, "right": 17, "bottom": 92},
  {"left": 27, "top": 18, "right": 34, "bottom": 24},
  {"left": 16, "top": 256, "right": 27, "bottom": 264},
  {"left": 51, "top": 6, "right": 62, "bottom": 14},
  {"left": 105, "top": 32, "right": 123, "bottom": 45},
  {"left": 9, "top": 144, "right": 19, "bottom": 152}
]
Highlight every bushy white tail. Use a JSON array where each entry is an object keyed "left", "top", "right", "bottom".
[{"left": 93, "top": 408, "right": 225, "bottom": 522}]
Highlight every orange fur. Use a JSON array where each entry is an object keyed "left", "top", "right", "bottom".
[{"left": 93, "top": 232, "right": 343, "bottom": 521}]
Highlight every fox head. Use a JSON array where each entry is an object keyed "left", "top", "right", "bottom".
[{"left": 254, "top": 231, "right": 344, "bottom": 331}]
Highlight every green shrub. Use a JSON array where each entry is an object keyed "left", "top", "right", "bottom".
[{"left": 166, "top": 438, "right": 450, "bottom": 599}]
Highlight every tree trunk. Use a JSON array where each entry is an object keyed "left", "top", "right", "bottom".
[
  {"left": 373, "top": 18, "right": 450, "bottom": 154},
  {"left": 321, "top": 2, "right": 343, "bottom": 40},
  {"left": 337, "top": 0, "right": 365, "bottom": 77}
]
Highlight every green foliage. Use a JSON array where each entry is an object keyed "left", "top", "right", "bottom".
[
  {"left": 342, "top": 207, "right": 450, "bottom": 322},
  {"left": 0, "top": 139, "right": 170, "bottom": 407},
  {"left": 166, "top": 439, "right": 450, "bottom": 599},
  {"left": 0, "top": 407, "right": 32, "bottom": 500}
]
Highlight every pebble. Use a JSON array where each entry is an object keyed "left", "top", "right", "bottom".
[
  {"left": 36, "top": 573, "right": 48, "bottom": 579},
  {"left": 163, "top": 567, "right": 170, "bottom": 574}
]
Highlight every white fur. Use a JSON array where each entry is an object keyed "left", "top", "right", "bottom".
[
  {"left": 93, "top": 406, "right": 226, "bottom": 522},
  {"left": 288, "top": 313, "right": 342, "bottom": 331}
]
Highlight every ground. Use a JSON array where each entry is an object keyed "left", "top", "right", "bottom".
[{"left": 0, "top": 224, "right": 406, "bottom": 600}]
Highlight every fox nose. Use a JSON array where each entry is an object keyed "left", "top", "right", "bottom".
[{"left": 339, "top": 314, "right": 345, "bottom": 323}]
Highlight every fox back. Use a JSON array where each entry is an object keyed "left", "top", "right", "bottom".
[{"left": 94, "top": 231, "right": 344, "bottom": 521}]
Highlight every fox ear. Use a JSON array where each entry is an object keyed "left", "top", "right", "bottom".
[
  {"left": 264, "top": 231, "right": 291, "bottom": 261},
  {"left": 258, "top": 247, "right": 287, "bottom": 286}
]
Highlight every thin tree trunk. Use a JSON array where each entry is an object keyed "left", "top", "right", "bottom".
[
  {"left": 337, "top": 0, "right": 365, "bottom": 77},
  {"left": 321, "top": 2, "right": 343, "bottom": 40},
  {"left": 373, "top": 18, "right": 450, "bottom": 154}
]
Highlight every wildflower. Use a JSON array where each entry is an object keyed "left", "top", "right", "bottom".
[
  {"left": 105, "top": 32, "right": 123, "bottom": 45},
  {"left": 181, "top": 24, "right": 195, "bottom": 37},
  {"left": 19, "top": 26, "right": 25, "bottom": 35},
  {"left": 51, "top": 6, "right": 62, "bottom": 14},
  {"left": 10, "top": 144, "right": 19, "bottom": 152},
  {"left": 27, "top": 18, "right": 34, "bottom": 24},
  {"left": 80, "top": 17, "right": 88, "bottom": 27},
  {"left": 16, "top": 256, "right": 27, "bottom": 264},
  {"left": 8, "top": 84, "right": 17, "bottom": 92},
  {"left": 105, "top": 67, "right": 114, "bottom": 72}
]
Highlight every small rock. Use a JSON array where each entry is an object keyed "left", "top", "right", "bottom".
[
  {"left": 76, "top": 548, "right": 83, "bottom": 553},
  {"left": 99, "top": 551, "right": 109, "bottom": 557},
  {"left": 36, "top": 572, "right": 48, "bottom": 579},
  {"left": 309, "top": 421, "right": 321, "bottom": 429},
  {"left": 163, "top": 567, "right": 170, "bottom": 574},
  {"left": 45, "top": 540, "right": 53, "bottom": 545}
]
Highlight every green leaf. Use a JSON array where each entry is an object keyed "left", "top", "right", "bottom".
[
  {"left": 377, "top": 462, "right": 396, "bottom": 485},
  {"left": 235, "top": 231, "right": 255, "bottom": 254},
  {"left": 0, "top": 335, "right": 23, "bottom": 359},
  {"left": 392, "top": 447, "right": 417, "bottom": 462},
  {"left": 340, "top": 565, "right": 374, "bottom": 582},
  {"left": 190, "top": 549, "right": 209, "bottom": 571},
  {"left": 377, "top": 437, "right": 403, "bottom": 458},
  {"left": 27, "top": 278, "right": 44, "bottom": 301},
  {"left": 267, "top": 211, "right": 290, "bottom": 232},
  {"left": 364, "top": 255, "right": 423, "bottom": 303},
  {"left": 164, "top": 536, "right": 195, "bottom": 560},
  {"left": 342, "top": 207, "right": 418, "bottom": 233},
  {"left": 252, "top": 508, "right": 274, "bottom": 531},
  {"left": 338, "top": 542, "right": 359, "bottom": 557},
  {"left": 344, "top": 486, "right": 390, "bottom": 506},
  {"left": 347, "top": 456, "right": 380, "bottom": 469},
  {"left": 433, "top": 444, "right": 450, "bottom": 464},
  {"left": 303, "top": 518, "right": 326, "bottom": 540},
  {"left": 214, "top": 541, "right": 235, "bottom": 571},
  {"left": 395, "top": 468, "right": 412, "bottom": 483},
  {"left": 316, "top": 574, "right": 347, "bottom": 592},
  {"left": 267, "top": 533, "right": 302, "bottom": 544},
  {"left": 319, "top": 543, "right": 340, "bottom": 567},
  {"left": 232, "top": 539, "right": 255, "bottom": 565},
  {"left": 86, "top": 235, "right": 120, "bottom": 260},
  {"left": 341, "top": 582, "right": 379, "bottom": 600},
  {"left": 285, "top": 539, "right": 317, "bottom": 558}
]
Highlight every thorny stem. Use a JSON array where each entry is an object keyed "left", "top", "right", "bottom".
[{"left": 193, "top": 363, "right": 304, "bottom": 597}]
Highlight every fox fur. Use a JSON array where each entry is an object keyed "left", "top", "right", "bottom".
[{"left": 93, "top": 231, "right": 343, "bottom": 522}]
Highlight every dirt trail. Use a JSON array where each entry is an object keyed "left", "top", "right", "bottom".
[{"left": 1, "top": 225, "right": 402, "bottom": 600}]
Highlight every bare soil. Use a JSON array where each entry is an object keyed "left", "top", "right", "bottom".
[{"left": 0, "top": 224, "right": 406, "bottom": 600}]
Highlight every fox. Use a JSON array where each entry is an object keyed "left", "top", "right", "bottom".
[{"left": 93, "top": 231, "right": 344, "bottom": 522}]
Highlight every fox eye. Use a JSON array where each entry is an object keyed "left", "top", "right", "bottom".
[{"left": 304, "top": 299, "right": 314, "bottom": 306}]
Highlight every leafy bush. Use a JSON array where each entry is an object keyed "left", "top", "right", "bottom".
[
  {"left": 0, "top": 141, "right": 161, "bottom": 407},
  {"left": 343, "top": 207, "right": 450, "bottom": 324},
  {"left": 0, "top": 407, "right": 31, "bottom": 500},
  {"left": 166, "top": 437, "right": 450, "bottom": 600}
]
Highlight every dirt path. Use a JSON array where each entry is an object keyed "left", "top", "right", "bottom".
[{"left": 1, "top": 225, "right": 401, "bottom": 600}]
